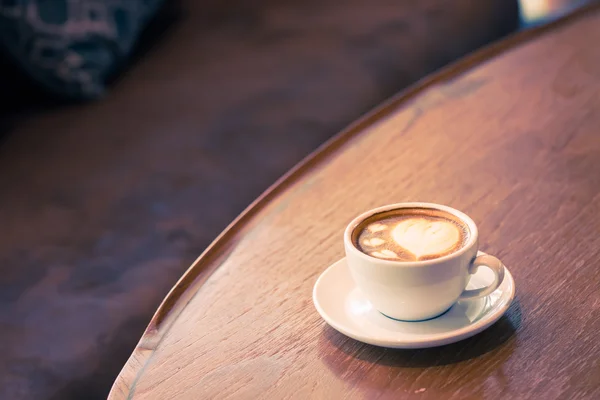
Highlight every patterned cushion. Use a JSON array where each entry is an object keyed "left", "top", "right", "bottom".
[{"left": 0, "top": 0, "right": 163, "bottom": 99}]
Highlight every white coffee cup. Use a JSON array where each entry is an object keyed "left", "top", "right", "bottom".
[{"left": 344, "top": 202, "right": 505, "bottom": 321}]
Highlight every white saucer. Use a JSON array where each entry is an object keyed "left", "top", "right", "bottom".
[{"left": 313, "top": 252, "right": 515, "bottom": 349}]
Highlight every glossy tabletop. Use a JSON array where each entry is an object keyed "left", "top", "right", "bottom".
[{"left": 110, "top": 4, "right": 600, "bottom": 399}]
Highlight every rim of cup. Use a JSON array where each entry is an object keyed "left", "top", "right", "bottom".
[{"left": 344, "top": 202, "right": 479, "bottom": 267}]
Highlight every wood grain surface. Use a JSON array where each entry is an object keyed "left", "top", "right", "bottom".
[{"left": 110, "top": 4, "right": 600, "bottom": 399}]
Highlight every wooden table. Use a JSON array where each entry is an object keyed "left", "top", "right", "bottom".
[{"left": 110, "top": 4, "right": 600, "bottom": 399}]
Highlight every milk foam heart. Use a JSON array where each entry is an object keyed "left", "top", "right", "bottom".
[
  {"left": 354, "top": 208, "right": 469, "bottom": 261},
  {"left": 391, "top": 218, "right": 460, "bottom": 259}
]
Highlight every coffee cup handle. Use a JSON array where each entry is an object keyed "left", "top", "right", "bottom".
[{"left": 459, "top": 254, "right": 505, "bottom": 300}]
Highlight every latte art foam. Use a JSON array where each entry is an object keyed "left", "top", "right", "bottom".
[{"left": 354, "top": 208, "right": 469, "bottom": 261}]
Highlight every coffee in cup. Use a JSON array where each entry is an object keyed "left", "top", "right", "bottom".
[
  {"left": 344, "top": 203, "right": 505, "bottom": 321},
  {"left": 353, "top": 207, "right": 470, "bottom": 262}
]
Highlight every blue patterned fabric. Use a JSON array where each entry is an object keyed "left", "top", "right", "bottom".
[{"left": 0, "top": 0, "right": 163, "bottom": 99}]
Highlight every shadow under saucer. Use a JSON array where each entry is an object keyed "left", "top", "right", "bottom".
[{"left": 317, "top": 300, "right": 522, "bottom": 397}]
